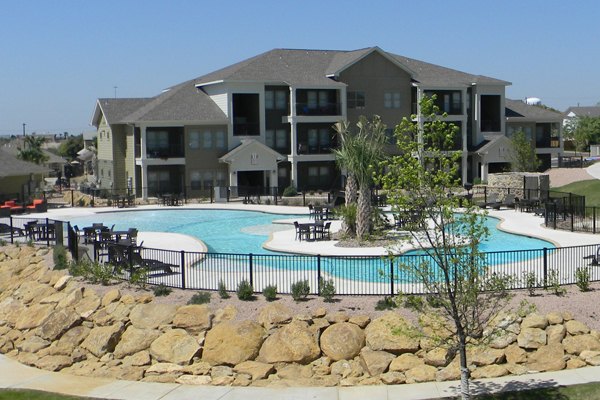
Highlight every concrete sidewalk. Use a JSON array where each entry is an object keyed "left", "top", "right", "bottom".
[{"left": 1, "top": 354, "right": 600, "bottom": 400}]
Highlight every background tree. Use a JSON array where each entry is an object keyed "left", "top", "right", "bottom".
[
  {"left": 17, "top": 135, "right": 48, "bottom": 164},
  {"left": 334, "top": 115, "right": 386, "bottom": 240},
  {"left": 333, "top": 120, "right": 359, "bottom": 236},
  {"left": 377, "top": 96, "right": 513, "bottom": 400},
  {"left": 509, "top": 129, "right": 541, "bottom": 172},
  {"left": 58, "top": 134, "right": 84, "bottom": 160}
]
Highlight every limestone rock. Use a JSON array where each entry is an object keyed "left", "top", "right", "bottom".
[
  {"left": 381, "top": 371, "right": 406, "bottom": 384},
  {"left": 74, "top": 294, "right": 101, "bottom": 319},
  {"left": 580, "top": 350, "right": 600, "bottom": 366},
  {"left": 348, "top": 315, "right": 370, "bottom": 329},
  {"left": 182, "top": 361, "right": 212, "bottom": 375},
  {"left": 521, "top": 313, "right": 548, "bottom": 329},
  {"left": 546, "top": 312, "right": 563, "bottom": 325},
  {"left": 327, "top": 312, "right": 349, "bottom": 324},
  {"left": 57, "top": 287, "right": 83, "bottom": 309},
  {"left": 129, "top": 303, "right": 178, "bottom": 329},
  {"left": 504, "top": 344, "right": 527, "bottom": 364},
  {"left": 546, "top": 324, "right": 566, "bottom": 344},
  {"left": 320, "top": 322, "right": 365, "bottom": 361},
  {"left": 527, "top": 343, "right": 566, "bottom": 372},
  {"left": 35, "top": 355, "right": 73, "bottom": 371},
  {"left": 80, "top": 323, "right": 124, "bottom": 358},
  {"left": 312, "top": 307, "right": 327, "bottom": 318},
  {"left": 471, "top": 365, "right": 509, "bottom": 379},
  {"left": 436, "top": 357, "right": 461, "bottom": 381},
  {"left": 257, "top": 303, "right": 292, "bottom": 329},
  {"left": 469, "top": 347, "right": 505, "bottom": 366},
  {"left": 122, "top": 351, "right": 151, "bottom": 367},
  {"left": 213, "top": 305, "right": 237, "bottom": 324},
  {"left": 18, "top": 335, "right": 50, "bottom": 353},
  {"left": 234, "top": 360, "right": 274, "bottom": 381},
  {"left": 565, "top": 320, "right": 590, "bottom": 335},
  {"left": 172, "top": 304, "right": 213, "bottom": 333},
  {"left": 389, "top": 353, "right": 424, "bottom": 372},
  {"left": 563, "top": 334, "right": 600, "bottom": 355},
  {"left": 424, "top": 347, "right": 450, "bottom": 367},
  {"left": 113, "top": 326, "right": 161, "bottom": 359},
  {"left": 330, "top": 359, "right": 364, "bottom": 378},
  {"left": 359, "top": 347, "right": 395, "bottom": 376},
  {"left": 176, "top": 375, "right": 212, "bottom": 385},
  {"left": 258, "top": 320, "right": 320, "bottom": 364},
  {"left": 566, "top": 358, "right": 588, "bottom": 369},
  {"left": 15, "top": 303, "right": 55, "bottom": 330},
  {"left": 211, "top": 365, "right": 234, "bottom": 378},
  {"left": 146, "top": 363, "right": 185, "bottom": 375},
  {"left": 101, "top": 289, "right": 121, "bottom": 306},
  {"left": 517, "top": 327, "right": 546, "bottom": 349},
  {"left": 150, "top": 329, "right": 201, "bottom": 365},
  {"left": 405, "top": 364, "right": 437, "bottom": 383},
  {"left": 37, "top": 307, "right": 81, "bottom": 341},
  {"left": 276, "top": 363, "right": 313, "bottom": 380},
  {"left": 364, "top": 313, "right": 419, "bottom": 354},
  {"left": 53, "top": 275, "right": 71, "bottom": 291},
  {"left": 203, "top": 320, "right": 265, "bottom": 366},
  {"left": 490, "top": 331, "right": 518, "bottom": 349}
]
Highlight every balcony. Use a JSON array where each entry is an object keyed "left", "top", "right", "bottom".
[
  {"left": 296, "top": 102, "right": 341, "bottom": 117},
  {"left": 146, "top": 144, "right": 184, "bottom": 159},
  {"left": 233, "top": 122, "right": 260, "bottom": 136}
]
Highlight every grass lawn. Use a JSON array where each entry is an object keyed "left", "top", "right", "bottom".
[
  {"left": 553, "top": 179, "right": 600, "bottom": 207},
  {"left": 0, "top": 390, "right": 101, "bottom": 400},
  {"left": 434, "top": 381, "right": 600, "bottom": 399}
]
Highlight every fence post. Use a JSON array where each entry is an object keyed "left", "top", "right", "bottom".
[
  {"left": 249, "top": 253, "right": 253, "bottom": 287},
  {"left": 543, "top": 247, "right": 548, "bottom": 289},
  {"left": 317, "top": 254, "right": 322, "bottom": 295},
  {"left": 390, "top": 258, "right": 394, "bottom": 296},
  {"left": 594, "top": 207, "right": 597, "bottom": 234},
  {"left": 180, "top": 250, "right": 186, "bottom": 290},
  {"left": 9, "top": 216, "right": 14, "bottom": 244},
  {"left": 302, "top": 191, "right": 306, "bottom": 207},
  {"left": 71, "top": 190, "right": 75, "bottom": 207},
  {"left": 46, "top": 218, "right": 50, "bottom": 247}
]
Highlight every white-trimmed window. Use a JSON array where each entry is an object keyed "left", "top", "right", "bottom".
[
  {"left": 215, "top": 130, "right": 226, "bottom": 149},
  {"left": 384, "top": 92, "right": 401, "bottom": 108},
  {"left": 276, "top": 129, "right": 287, "bottom": 148},
  {"left": 265, "top": 90, "right": 274, "bottom": 110},
  {"left": 265, "top": 130, "right": 275, "bottom": 148},
  {"left": 307, "top": 91, "right": 318, "bottom": 109},
  {"left": 203, "top": 131, "right": 212, "bottom": 149},
  {"left": 275, "top": 91, "right": 287, "bottom": 110},
  {"left": 308, "top": 129, "right": 318, "bottom": 148},
  {"left": 190, "top": 170, "right": 202, "bottom": 190},
  {"left": 319, "top": 128, "right": 330, "bottom": 148},
  {"left": 189, "top": 131, "right": 201, "bottom": 149},
  {"left": 347, "top": 91, "right": 365, "bottom": 109},
  {"left": 203, "top": 171, "right": 213, "bottom": 188}
]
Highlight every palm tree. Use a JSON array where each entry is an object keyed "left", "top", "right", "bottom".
[
  {"left": 334, "top": 116, "right": 387, "bottom": 240},
  {"left": 17, "top": 135, "right": 48, "bottom": 164},
  {"left": 333, "top": 121, "right": 359, "bottom": 236}
]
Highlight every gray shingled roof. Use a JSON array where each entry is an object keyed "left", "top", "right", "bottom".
[
  {"left": 564, "top": 106, "right": 600, "bottom": 118},
  {"left": 0, "top": 149, "right": 50, "bottom": 178},
  {"left": 505, "top": 99, "right": 562, "bottom": 122},
  {"left": 95, "top": 47, "right": 510, "bottom": 125}
]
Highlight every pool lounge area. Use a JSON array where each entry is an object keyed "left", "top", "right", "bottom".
[{"left": 9, "top": 202, "right": 596, "bottom": 296}]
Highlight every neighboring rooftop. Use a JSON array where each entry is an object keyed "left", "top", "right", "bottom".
[
  {"left": 564, "top": 106, "right": 600, "bottom": 118},
  {"left": 505, "top": 99, "right": 563, "bottom": 122},
  {"left": 0, "top": 149, "right": 50, "bottom": 177}
]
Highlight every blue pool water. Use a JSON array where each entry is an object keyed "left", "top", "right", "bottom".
[{"left": 69, "top": 209, "right": 553, "bottom": 255}]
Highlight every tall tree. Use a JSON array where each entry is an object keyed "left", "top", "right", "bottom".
[
  {"left": 377, "top": 96, "right": 513, "bottom": 400},
  {"left": 58, "top": 134, "right": 84, "bottom": 160},
  {"left": 509, "top": 129, "right": 541, "bottom": 172},
  {"left": 334, "top": 115, "right": 386, "bottom": 240},
  {"left": 17, "top": 135, "right": 48, "bottom": 165}
]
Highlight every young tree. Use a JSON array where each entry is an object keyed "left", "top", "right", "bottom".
[
  {"left": 509, "top": 129, "right": 541, "bottom": 172},
  {"left": 333, "top": 115, "right": 387, "bottom": 240},
  {"left": 58, "top": 134, "right": 84, "bottom": 160},
  {"left": 377, "top": 96, "right": 513, "bottom": 400}
]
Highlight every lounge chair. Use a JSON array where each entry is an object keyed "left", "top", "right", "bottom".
[
  {"left": 584, "top": 246, "right": 600, "bottom": 266},
  {"left": 130, "top": 251, "right": 177, "bottom": 275},
  {"left": 492, "top": 193, "right": 517, "bottom": 210},
  {"left": 0, "top": 223, "right": 24, "bottom": 237},
  {"left": 479, "top": 193, "right": 500, "bottom": 209},
  {"left": 26, "top": 199, "right": 47, "bottom": 212}
]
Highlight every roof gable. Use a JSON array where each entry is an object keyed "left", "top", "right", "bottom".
[
  {"left": 325, "top": 47, "right": 415, "bottom": 78},
  {"left": 219, "top": 139, "right": 285, "bottom": 167}
]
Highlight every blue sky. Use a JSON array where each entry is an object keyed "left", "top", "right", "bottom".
[{"left": 1, "top": 0, "right": 598, "bottom": 136}]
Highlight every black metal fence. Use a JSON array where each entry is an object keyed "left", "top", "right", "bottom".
[{"left": 93, "top": 241, "right": 600, "bottom": 295}]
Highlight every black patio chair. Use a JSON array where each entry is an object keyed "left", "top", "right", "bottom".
[
  {"left": 584, "top": 246, "right": 600, "bottom": 266},
  {"left": 0, "top": 223, "right": 24, "bottom": 237}
]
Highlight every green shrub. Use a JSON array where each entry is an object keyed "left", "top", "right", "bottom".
[
  {"left": 319, "top": 278, "right": 336, "bottom": 302},
  {"left": 334, "top": 204, "right": 357, "bottom": 235},
  {"left": 523, "top": 271, "right": 538, "bottom": 296},
  {"left": 375, "top": 296, "right": 398, "bottom": 311},
  {"left": 153, "top": 284, "right": 172, "bottom": 297},
  {"left": 69, "top": 259, "right": 114, "bottom": 285},
  {"left": 546, "top": 269, "right": 566, "bottom": 296},
  {"left": 575, "top": 267, "right": 591, "bottom": 292},
  {"left": 402, "top": 294, "right": 425, "bottom": 311},
  {"left": 53, "top": 245, "right": 69, "bottom": 270},
  {"left": 282, "top": 186, "right": 297, "bottom": 197},
  {"left": 188, "top": 291, "right": 211, "bottom": 304},
  {"left": 128, "top": 267, "right": 148, "bottom": 289},
  {"left": 0, "top": 239, "right": 6, "bottom": 246},
  {"left": 236, "top": 280, "right": 254, "bottom": 301},
  {"left": 262, "top": 285, "right": 277, "bottom": 301},
  {"left": 218, "top": 280, "right": 230, "bottom": 299},
  {"left": 291, "top": 279, "right": 310, "bottom": 301}
]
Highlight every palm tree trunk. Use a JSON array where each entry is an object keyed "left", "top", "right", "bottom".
[
  {"left": 345, "top": 174, "right": 358, "bottom": 205},
  {"left": 356, "top": 186, "right": 371, "bottom": 240}
]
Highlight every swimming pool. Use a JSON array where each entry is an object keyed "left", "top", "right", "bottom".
[{"left": 69, "top": 209, "right": 553, "bottom": 255}]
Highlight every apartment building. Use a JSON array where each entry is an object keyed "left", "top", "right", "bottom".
[{"left": 91, "top": 46, "right": 559, "bottom": 198}]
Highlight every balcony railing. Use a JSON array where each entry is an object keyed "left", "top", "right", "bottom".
[
  {"left": 233, "top": 122, "right": 260, "bottom": 136},
  {"left": 146, "top": 146, "right": 184, "bottom": 159},
  {"left": 296, "top": 102, "right": 341, "bottom": 116}
]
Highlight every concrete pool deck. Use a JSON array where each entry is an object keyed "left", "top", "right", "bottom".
[{"left": 42, "top": 202, "right": 600, "bottom": 255}]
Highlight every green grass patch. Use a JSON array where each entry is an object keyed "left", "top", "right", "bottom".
[
  {"left": 0, "top": 389, "right": 102, "bottom": 399},
  {"left": 435, "top": 381, "right": 600, "bottom": 399},
  {"left": 553, "top": 179, "right": 600, "bottom": 207}
]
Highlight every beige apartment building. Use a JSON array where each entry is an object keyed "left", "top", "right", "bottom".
[{"left": 91, "top": 47, "right": 562, "bottom": 199}]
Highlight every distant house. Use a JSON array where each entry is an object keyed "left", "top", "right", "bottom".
[
  {"left": 91, "top": 47, "right": 561, "bottom": 198},
  {"left": 563, "top": 106, "right": 600, "bottom": 131},
  {"left": 1, "top": 138, "right": 66, "bottom": 175},
  {"left": 0, "top": 149, "right": 50, "bottom": 201}
]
